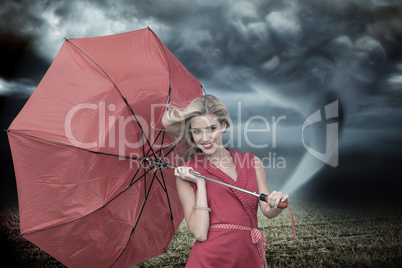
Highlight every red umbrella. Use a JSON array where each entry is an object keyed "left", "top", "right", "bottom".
[{"left": 7, "top": 28, "right": 202, "bottom": 267}]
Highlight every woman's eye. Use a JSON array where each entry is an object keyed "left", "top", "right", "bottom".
[
  {"left": 207, "top": 126, "right": 217, "bottom": 132},
  {"left": 191, "top": 129, "right": 201, "bottom": 134}
]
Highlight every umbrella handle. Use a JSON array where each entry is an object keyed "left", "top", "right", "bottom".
[
  {"left": 259, "top": 193, "right": 288, "bottom": 209},
  {"left": 187, "top": 169, "right": 289, "bottom": 209}
]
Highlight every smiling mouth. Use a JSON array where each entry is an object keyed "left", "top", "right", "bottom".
[{"left": 201, "top": 141, "right": 214, "bottom": 149}]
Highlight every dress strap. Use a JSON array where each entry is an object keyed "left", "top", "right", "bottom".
[{"left": 210, "top": 224, "right": 267, "bottom": 268}]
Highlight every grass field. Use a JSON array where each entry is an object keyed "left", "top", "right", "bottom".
[{"left": 1, "top": 200, "right": 401, "bottom": 267}]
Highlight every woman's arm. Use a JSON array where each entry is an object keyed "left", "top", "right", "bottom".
[
  {"left": 254, "top": 155, "right": 289, "bottom": 219},
  {"left": 175, "top": 167, "right": 210, "bottom": 241}
]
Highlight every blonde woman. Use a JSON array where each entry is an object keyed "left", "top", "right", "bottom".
[{"left": 162, "top": 94, "right": 289, "bottom": 268}]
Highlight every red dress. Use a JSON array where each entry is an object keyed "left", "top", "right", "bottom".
[{"left": 183, "top": 149, "right": 266, "bottom": 268}]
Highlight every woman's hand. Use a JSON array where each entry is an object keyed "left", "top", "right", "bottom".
[
  {"left": 264, "top": 191, "right": 289, "bottom": 210},
  {"left": 174, "top": 166, "right": 203, "bottom": 184}
]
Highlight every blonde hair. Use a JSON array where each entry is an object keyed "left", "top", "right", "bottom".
[{"left": 162, "top": 94, "right": 231, "bottom": 162}]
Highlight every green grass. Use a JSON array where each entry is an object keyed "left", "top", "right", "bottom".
[{"left": 1, "top": 201, "right": 401, "bottom": 267}]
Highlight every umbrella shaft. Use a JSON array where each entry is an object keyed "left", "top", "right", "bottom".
[
  {"left": 189, "top": 171, "right": 260, "bottom": 198},
  {"left": 145, "top": 158, "right": 260, "bottom": 199}
]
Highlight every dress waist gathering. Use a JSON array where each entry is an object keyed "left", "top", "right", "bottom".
[{"left": 210, "top": 223, "right": 267, "bottom": 268}]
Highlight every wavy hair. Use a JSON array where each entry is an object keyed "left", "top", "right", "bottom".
[{"left": 162, "top": 94, "right": 231, "bottom": 162}]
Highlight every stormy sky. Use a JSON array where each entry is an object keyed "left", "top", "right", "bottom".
[{"left": 1, "top": 0, "right": 402, "bottom": 207}]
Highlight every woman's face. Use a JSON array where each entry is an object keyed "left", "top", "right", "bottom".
[{"left": 189, "top": 114, "right": 226, "bottom": 156}]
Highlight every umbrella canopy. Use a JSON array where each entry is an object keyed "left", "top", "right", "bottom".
[{"left": 7, "top": 28, "right": 202, "bottom": 267}]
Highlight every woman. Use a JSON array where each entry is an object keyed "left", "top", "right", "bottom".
[{"left": 162, "top": 94, "right": 289, "bottom": 268}]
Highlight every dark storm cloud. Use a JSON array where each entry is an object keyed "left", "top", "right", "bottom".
[
  {"left": 1, "top": 0, "right": 401, "bottom": 97},
  {"left": 0, "top": 1, "right": 44, "bottom": 35}
]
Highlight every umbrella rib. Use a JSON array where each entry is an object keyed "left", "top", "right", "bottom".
[
  {"left": 158, "top": 169, "right": 175, "bottom": 222},
  {"left": 155, "top": 127, "right": 177, "bottom": 240},
  {"left": 155, "top": 126, "right": 175, "bottom": 223},
  {"left": 158, "top": 126, "right": 167, "bottom": 159},
  {"left": 147, "top": 138, "right": 179, "bottom": 160},
  {"left": 140, "top": 127, "right": 170, "bottom": 196},
  {"left": 150, "top": 127, "right": 176, "bottom": 228},
  {"left": 161, "top": 142, "right": 179, "bottom": 159},
  {"left": 8, "top": 131, "right": 176, "bottom": 186},
  {"left": 109, "top": 167, "right": 160, "bottom": 267},
  {"left": 65, "top": 38, "right": 160, "bottom": 161},
  {"left": 7, "top": 129, "right": 179, "bottom": 174},
  {"left": 150, "top": 127, "right": 164, "bottom": 152},
  {"left": 153, "top": 169, "right": 166, "bottom": 191},
  {"left": 129, "top": 161, "right": 144, "bottom": 185},
  {"left": 6, "top": 130, "right": 144, "bottom": 162},
  {"left": 141, "top": 127, "right": 147, "bottom": 168},
  {"left": 145, "top": 127, "right": 171, "bottom": 162},
  {"left": 150, "top": 144, "right": 176, "bottom": 161},
  {"left": 129, "top": 160, "right": 147, "bottom": 185},
  {"left": 64, "top": 39, "right": 123, "bottom": 98},
  {"left": 110, "top": 137, "right": 176, "bottom": 267},
  {"left": 148, "top": 27, "right": 172, "bottom": 108},
  {"left": 128, "top": 128, "right": 165, "bottom": 186},
  {"left": 202, "top": 85, "right": 207, "bottom": 94},
  {"left": 153, "top": 128, "right": 170, "bottom": 192},
  {"left": 7, "top": 130, "right": 177, "bottom": 176},
  {"left": 154, "top": 128, "right": 169, "bottom": 190},
  {"left": 158, "top": 169, "right": 177, "bottom": 253}
]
